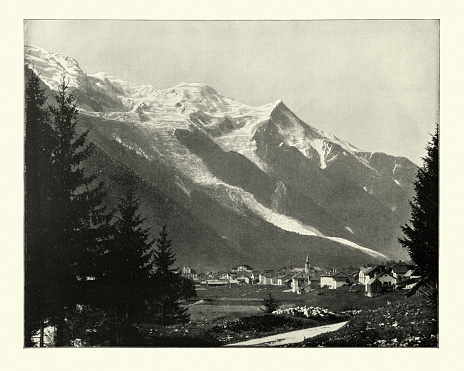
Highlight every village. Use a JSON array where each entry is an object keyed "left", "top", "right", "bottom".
[{"left": 179, "top": 255, "right": 426, "bottom": 298}]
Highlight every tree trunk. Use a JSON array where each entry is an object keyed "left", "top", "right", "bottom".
[
  {"left": 114, "top": 307, "right": 119, "bottom": 344},
  {"left": 39, "top": 320, "right": 44, "bottom": 347},
  {"left": 54, "top": 314, "right": 66, "bottom": 347}
]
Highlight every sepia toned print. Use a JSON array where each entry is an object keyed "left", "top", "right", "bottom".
[{"left": 24, "top": 20, "right": 438, "bottom": 347}]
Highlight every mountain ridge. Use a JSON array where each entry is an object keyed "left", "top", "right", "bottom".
[{"left": 25, "top": 45, "right": 417, "bottom": 270}]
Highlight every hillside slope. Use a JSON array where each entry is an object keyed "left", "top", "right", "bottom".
[{"left": 24, "top": 45, "right": 417, "bottom": 269}]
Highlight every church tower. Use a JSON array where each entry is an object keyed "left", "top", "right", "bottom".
[{"left": 304, "top": 253, "right": 310, "bottom": 275}]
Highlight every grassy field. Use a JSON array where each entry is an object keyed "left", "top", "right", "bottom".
[
  {"left": 190, "top": 284, "right": 408, "bottom": 322},
  {"left": 189, "top": 285, "right": 306, "bottom": 325},
  {"left": 135, "top": 284, "right": 437, "bottom": 347}
]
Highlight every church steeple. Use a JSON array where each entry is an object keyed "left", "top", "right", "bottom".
[{"left": 304, "top": 254, "right": 310, "bottom": 275}]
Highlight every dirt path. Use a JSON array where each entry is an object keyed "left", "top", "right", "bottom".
[{"left": 225, "top": 321, "right": 348, "bottom": 347}]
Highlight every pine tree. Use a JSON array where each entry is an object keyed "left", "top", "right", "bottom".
[
  {"left": 260, "top": 290, "right": 280, "bottom": 313},
  {"left": 24, "top": 68, "right": 54, "bottom": 346},
  {"left": 100, "top": 184, "right": 155, "bottom": 342},
  {"left": 48, "top": 78, "right": 112, "bottom": 345},
  {"left": 399, "top": 125, "right": 439, "bottom": 285},
  {"left": 25, "top": 73, "right": 111, "bottom": 346},
  {"left": 152, "top": 226, "right": 190, "bottom": 325}
]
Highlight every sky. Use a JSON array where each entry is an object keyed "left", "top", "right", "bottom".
[{"left": 24, "top": 20, "right": 439, "bottom": 165}]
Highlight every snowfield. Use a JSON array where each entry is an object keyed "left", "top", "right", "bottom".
[{"left": 25, "top": 45, "right": 397, "bottom": 262}]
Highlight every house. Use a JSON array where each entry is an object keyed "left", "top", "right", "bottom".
[
  {"left": 291, "top": 271, "right": 311, "bottom": 293},
  {"left": 404, "top": 279, "right": 435, "bottom": 298},
  {"left": 277, "top": 274, "right": 293, "bottom": 287},
  {"left": 179, "top": 266, "right": 197, "bottom": 280},
  {"left": 358, "top": 267, "right": 371, "bottom": 285},
  {"left": 269, "top": 274, "right": 282, "bottom": 285},
  {"left": 235, "top": 271, "right": 255, "bottom": 284},
  {"left": 249, "top": 271, "right": 260, "bottom": 283},
  {"left": 209, "top": 272, "right": 220, "bottom": 279},
  {"left": 310, "top": 275, "right": 322, "bottom": 290},
  {"left": 364, "top": 272, "right": 396, "bottom": 297},
  {"left": 374, "top": 272, "right": 397, "bottom": 288},
  {"left": 320, "top": 272, "right": 351, "bottom": 290},
  {"left": 230, "top": 264, "right": 254, "bottom": 273},
  {"left": 236, "top": 275, "right": 251, "bottom": 284},
  {"left": 228, "top": 272, "right": 237, "bottom": 279},
  {"left": 259, "top": 270, "right": 275, "bottom": 285},
  {"left": 218, "top": 272, "right": 230, "bottom": 280},
  {"left": 365, "top": 278, "right": 383, "bottom": 297},
  {"left": 390, "top": 263, "right": 412, "bottom": 282},
  {"left": 206, "top": 272, "right": 216, "bottom": 279},
  {"left": 404, "top": 268, "right": 421, "bottom": 280},
  {"left": 358, "top": 265, "right": 385, "bottom": 285},
  {"left": 396, "top": 277, "right": 421, "bottom": 291}
]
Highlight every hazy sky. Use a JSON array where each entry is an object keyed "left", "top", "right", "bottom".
[{"left": 25, "top": 20, "right": 439, "bottom": 164}]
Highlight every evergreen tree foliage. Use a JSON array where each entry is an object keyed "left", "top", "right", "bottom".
[
  {"left": 178, "top": 276, "right": 197, "bottom": 299},
  {"left": 152, "top": 226, "right": 190, "bottom": 325},
  {"left": 100, "top": 184, "right": 155, "bottom": 337},
  {"left": 260, "top": 290, "right": 281, "bottom": 313},
  {"left": 24, "top": 68, "right": 54, "bottom": 346},
  {"left": 153, "top": 226, "right": 177, "bottom": 278},
  {"left": 48, "top": 78, "right": 111, "bottom": 346},
  {"left": 24, "top": 72, "right": 111, "bottom": 346},
  {"left": 399, "top": 125, "right": 439, "bottom": 285}
]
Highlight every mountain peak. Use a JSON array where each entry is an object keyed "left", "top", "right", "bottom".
[
  {"left": 25, "top": 44, "right": 85, "bottom": 90},
  {"left": 24, "top": 44, "right": 416, "bottom": 267},
  {"left": 176, "top": 82, "right": 218, "bottom": 94}
]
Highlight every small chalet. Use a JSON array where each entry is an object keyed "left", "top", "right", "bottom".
[
  {"left": 390, "top": 263, "right": 413, "bottom": 282},
  {"left": 259, "top": 270, "right": 275, "bottom": 285},
  {"left": 320, "top": 272, "right": 351, "bottom": 290},
  {"left": 358, "top": 265, "right": 385, "bottom": 285},
  {"left": 365, "top": 272, "right": 396, "bottom": 297},
  {"left": 404, "top": 279, "right": 435, "bottom": 298},
  {"left": 375, "top": 272, "right": 397, "bottom": 288}
]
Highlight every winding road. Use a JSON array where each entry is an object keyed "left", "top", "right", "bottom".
[{"left": 225, "top": 321, "right": 348, "bottom": 347}]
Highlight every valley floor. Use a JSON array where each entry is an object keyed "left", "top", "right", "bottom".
[{"left": 178, "top": 285, "right": 438, "bottom": 347}]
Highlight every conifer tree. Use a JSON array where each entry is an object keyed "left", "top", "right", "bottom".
[
  {"left": 24, "top": 68, "right": 54, "bottom": 346},
  {"left": 260, "top": 290, "right": 280, "bottom": 313},
  {"left": 100, "top": 184, "right": 155, "bottom": 338},
  {"left": 48, "top": 78, "right": 112, "bottom": 345},
  {"left": 25, "top": 72, "right": 111, "bottom": 346},
  {"left": 399, "top": 125, "right": 439, "bottom": 285},
  {"left": 152, "top": 226, "right": 190, "bottom": 325}
]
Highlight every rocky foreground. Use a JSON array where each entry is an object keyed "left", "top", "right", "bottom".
[{"left": 290, "top": 296, "right": 438, "bottom": 347}]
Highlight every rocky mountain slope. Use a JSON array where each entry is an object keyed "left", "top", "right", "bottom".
[{"left": 25, "top": 45, "right": 417, "bottom": 270}]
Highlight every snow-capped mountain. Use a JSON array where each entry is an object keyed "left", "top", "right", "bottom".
[{"left": 25, "top": 45, "right": 417, "bottom": 270}]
